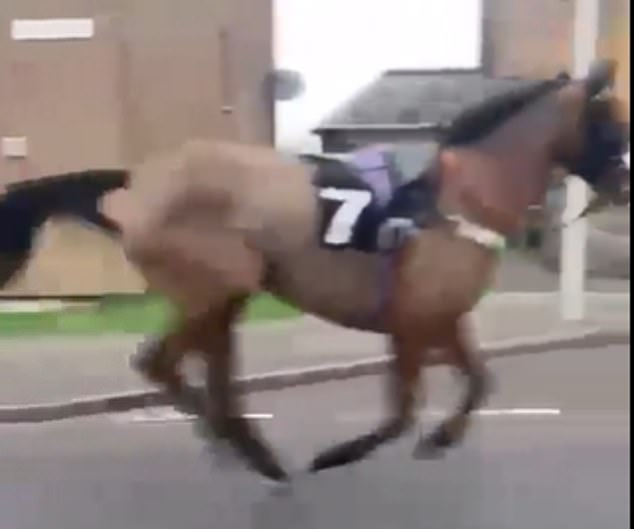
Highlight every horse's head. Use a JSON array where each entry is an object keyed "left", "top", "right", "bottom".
[{"left": 557, "top": 60, "right": 630, "bottom": 206}]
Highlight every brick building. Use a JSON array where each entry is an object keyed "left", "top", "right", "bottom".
[
  {"left": 483, "top": 0, "right": 629, "bottom": 111},
  {"left": 0, "top": 0, "right": 629, "bottom": 296},
  {"left": 0, "top": 0, "right": 274, "bottom": 296}
]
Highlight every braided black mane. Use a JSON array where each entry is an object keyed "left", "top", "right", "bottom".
[{"left": 442, "top": 76, "right": 569, "bottom": 147}]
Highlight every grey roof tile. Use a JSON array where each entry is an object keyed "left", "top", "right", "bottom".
[{"left": 315, "top": 69, "right": 540, "bottom": 130}]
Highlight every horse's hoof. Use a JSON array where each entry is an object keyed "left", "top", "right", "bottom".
[
  {"left": 256, "top": 462, "right": 290, "bottom": 483},
  {"left": 193, "top": 418, "right": 229, "bottom": 447},
  {"left": 205, "top": 439, "right": 241, "bottom": 470},
  {"left": 128, "top": 349, "right": 146, "bottom": 374},
  {"left": 308, "top": 451, "right": 354, "bottom": 473},
  {"left": 261, "top": 476, "right": 293, "bottom": 496},
  {"left": 309, "top": 453, "right": 335, "bottom": 473},
  {"left": 412, "top": 438, "right": 446, "bottom": 460},
  {"left": 129, "top": 336, "right": 160, "bottom": 375},
  {"left": 308, "top": 437, "right": 370, "bottom": 473},
  {"left": 196, "top": 421, "right": 241, "bottom": 470},
  {"left": 192, "top": 417, "right": 211, "bottom": 439}
]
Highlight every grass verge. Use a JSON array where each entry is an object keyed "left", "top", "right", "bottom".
[{"left": 0, "top": 294, "right": 301, "bottom": 337}]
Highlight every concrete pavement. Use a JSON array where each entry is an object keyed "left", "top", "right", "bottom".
[
  {"left": 0, "top": 292, "right": 629, "bottom": 420},
  {"left": 0, "top": 345, "right": 629, "bottom": 529},
  {"left": 493, "top": 249, "right": 630, "bottom": 292}
]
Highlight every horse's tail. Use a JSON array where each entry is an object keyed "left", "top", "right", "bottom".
[
  {"left": 0, "top": 169, "right": 129, "bottom": 288},
  {"left": 4, "top": 169, "right": 129, "bottom": 233}
]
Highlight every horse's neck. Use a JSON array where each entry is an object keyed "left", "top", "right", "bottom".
[
  {"left": 445, "top": 99, "right": 565, "bottom": 235},
  {"left": 440, "top": 140, "right": 557, "bottom": 235},
  {"left": 488, "top": 129, "right": 558, "bottom": 206}
]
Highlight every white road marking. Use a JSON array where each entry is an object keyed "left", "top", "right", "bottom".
[
  {"left": 242, "top": 413, "right": 276, "bottom": 420},
  {"left": 109, "top": 406, "right": 561, "bottom": 425},
  {"left": 477, "top": 408, "right": 561, "bottom": 417},
  {"left": 109, "top": 407, "right": 274, "bottom": 424},
  {"left": 336, "top": 407, "right": 562, "bottom": 423}
]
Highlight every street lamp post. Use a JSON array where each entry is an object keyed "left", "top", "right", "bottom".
[{"left": 560, "top": 0, "right": 600, "bottom": 321}]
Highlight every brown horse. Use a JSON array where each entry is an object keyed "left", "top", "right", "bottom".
[{"left": 0, "top": 60, "right": 629, "bottom": 483}]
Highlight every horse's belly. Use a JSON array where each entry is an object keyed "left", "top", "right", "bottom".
[{"left": 266, "top": 247, "right": 387, "bottom": 331}]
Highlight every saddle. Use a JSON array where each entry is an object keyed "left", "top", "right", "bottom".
[{"left": 305, "top": 145, "right": 440, "bottom": 253}]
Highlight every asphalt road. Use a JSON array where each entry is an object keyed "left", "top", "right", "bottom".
[{"left": 1, "top": 345, "right": 630, "bottom": 529}]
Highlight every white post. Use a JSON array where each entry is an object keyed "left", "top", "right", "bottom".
[{"left": 560, "top": 0, "right": 600, "bottom": 321}]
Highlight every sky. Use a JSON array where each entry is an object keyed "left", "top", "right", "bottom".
[{"left": 273, "top": 0, "right": 482, "bottom": 153}]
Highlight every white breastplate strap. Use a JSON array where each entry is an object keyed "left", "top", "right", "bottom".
[{"left": 447, "top": 215, "right": 506, "bottom": 250}]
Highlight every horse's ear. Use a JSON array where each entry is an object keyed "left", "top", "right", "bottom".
[{"left": 584, "top": 59, "right": 618, "bottom": 96}]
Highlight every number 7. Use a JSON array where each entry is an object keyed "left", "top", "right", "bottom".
[{"left": 319, "top": 187, "right": 372, "bottom": 245}]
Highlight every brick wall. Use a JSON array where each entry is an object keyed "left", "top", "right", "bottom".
[
  {"left": 483, "top": 0, "right": 630, "bottom": 115},
  {"left": 0, "top": 0, "right": 273, "bottom": 296},
  {"left": 599, "top": 0, "right": 630, "bottom": 114},
  {"left": 482, "top": 0, "right": 574, "bottom": 78}
]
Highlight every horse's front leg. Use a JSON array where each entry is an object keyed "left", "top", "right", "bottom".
[
  {"left": 414, "top": 317, "right": 493, "bottom": 458},
  {"left": 309, "top": 332, "right": 424, "bottom": 473}
]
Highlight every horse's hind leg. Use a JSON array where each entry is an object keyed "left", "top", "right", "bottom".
[
  {"left": 309, "top": 332, "right": 424, "bottom": 473},
  {"left": 414, "top": 317, "right": 492, "bottom": 458},
  {"left": 125, "top": 226, "right": 260, "bottom": 421},
  {"left": 199, "top": 296, "right": 288, "bottom": 482},
  {"left": 130, "top": 316, "right": 208, "bottom": 416}
]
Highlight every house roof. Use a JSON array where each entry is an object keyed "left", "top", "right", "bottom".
[{"left": 314, "top": 68, "right": 540, "bottom": 132}]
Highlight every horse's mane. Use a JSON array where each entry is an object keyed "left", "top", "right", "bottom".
[{"left": 442, "top": 76, "right": 569, "bottom": 147}]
